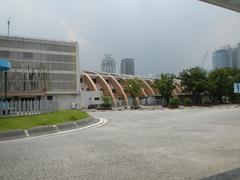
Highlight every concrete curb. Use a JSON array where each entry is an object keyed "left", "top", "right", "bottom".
[
  {"left": 56, "top": 122, "right": 78, "bottom": 131},
  {"left": 0, "top": 117, "right": 101, "bottom": 142},
  {"left": 0, "top": 129, "right": 26, "bottom": 141},
  {"left": 28, "top": 125, "right": 58, "bottom": 137}
]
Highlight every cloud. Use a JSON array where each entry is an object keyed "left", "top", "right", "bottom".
[{"left": 60, "top": 20, "right": 89, "bottom": 48}]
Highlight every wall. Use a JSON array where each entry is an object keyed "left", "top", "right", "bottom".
[
  {"left": 53, "top": 94, "right": 80, "bottom": 110},
  {"left": 80, "top": 91, "right": 103, "bottom": 108}
]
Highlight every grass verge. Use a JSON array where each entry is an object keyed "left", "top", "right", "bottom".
[{"left": 0, "top": 110, "right": 89, "bottom": 131}]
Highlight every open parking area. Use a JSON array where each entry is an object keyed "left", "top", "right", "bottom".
[{"left": 0, "top": 107, "right": 240, "bottom": 180}]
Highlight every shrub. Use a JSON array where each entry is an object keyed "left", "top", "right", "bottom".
[
  {"left": 102, "top": 96, "right": 112, "bottom": 106},
  {"left": 98, "top": 96, "right": 112, "bottom": 110},
  {"left": 183, "top": 97, "right": 192, "bottom": 106},
  {"left": 202, "top": 96, "right": 212, "bottom": 106},
  {"left": 100, "top": 103, "right": 111, "bottom": 108},
  {"left": 169, "top": 97, "right": 179, "bottom": 108}
]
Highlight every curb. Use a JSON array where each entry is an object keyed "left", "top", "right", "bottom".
[
  {"left": 28, "top": 125, "right": 57, "bottom": 137},
  {"left": 0, "top": 129, "right": 26, "bottom": 141},
  {"left": 0, "top": 117, "right": 102, "bottom": 142}
]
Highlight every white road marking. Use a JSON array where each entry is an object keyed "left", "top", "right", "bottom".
[{"left": 73, "top": 122, "right": 79, "bottom": 127}]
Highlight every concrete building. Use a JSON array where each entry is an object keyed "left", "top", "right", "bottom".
[
  {"left": 80, "top": 71, "right": 184, "bottom": 108},
  {"left": 120, "top": 58, "right": 134, "bottom": 75},
  {"left": 212, "top": 46, "right": 232, "bottom": 69},
  {"left": 212, "top": 44, "right": 240, "bottom": 69},
  {"left": 0, "top": 35, "right": 80, "bottom": 109},
  {"left": 231, "top": 43, "right": 240, "bottom": 68},
  {"left": 101, "top": 54, "right": 116, "bottom": 73}
]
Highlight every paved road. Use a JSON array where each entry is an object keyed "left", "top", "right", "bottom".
[{"left": 0, "top": 108, "right": 240, "bottom": 180}]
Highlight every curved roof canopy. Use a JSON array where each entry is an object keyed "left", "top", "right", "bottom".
[
  {"left": 0, "top": 59, "right": 12, "bottom": 71},
  {"left": 200, "top": 0, "right": 240, "bottom": 12}
]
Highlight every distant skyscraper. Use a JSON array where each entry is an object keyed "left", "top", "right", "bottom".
[
  {"left": 101, "top": 54, "right": 116, "bottom": 73},
  {"left": 231, "top": 43, "right": 240, "bottom": 68},
  {"left": 212, "top": 44, "right": 240, "bottom": 69},
  {"left": 120, "top": 58, "right": 134, "bottom": 75},
  {"left": 212, "top": 46, "right": 232, "bottom": 69}
]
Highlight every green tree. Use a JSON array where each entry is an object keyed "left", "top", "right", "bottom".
[
  {"left": 179, "top": 67, "right": 208, "bottom": 104},
  {"left": 208, "top": 68, "right": 240, "bottom": 104},
  {"left": 153, "top": 73, "right": 175, "bottom": 105},
  {"left": 102, "top": 96, "right": 112, "bottom": 106},
  {"left": 123, "top": 79, "right": 143, "bottom": 108}
]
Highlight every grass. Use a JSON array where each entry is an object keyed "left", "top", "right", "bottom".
[{"left": 0, "top": 110, "right": 89, "bottom": 131}]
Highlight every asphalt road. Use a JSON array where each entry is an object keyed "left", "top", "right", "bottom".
[{"left": 0, "top": 107, "right": 240, "bottom": 180}]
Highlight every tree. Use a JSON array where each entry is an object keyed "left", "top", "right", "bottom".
[
  {"left": 179, "top": 67, "right": 208, "bottom": 104},
  {"left": 208, "top": 68, "right": 240, "bottom": 104},
  {"left": 102, "top": 96, "right": 112, "bottom": 107},
  {"left": 153, "top": 73, "right": 175, "bottom": 105},
  {"left": 123, "top": 79, "right": 143, "bottom": 108}
]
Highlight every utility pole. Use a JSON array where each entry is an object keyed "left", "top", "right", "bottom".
[
  {"left": 5, "top": 71, "right": 7, "bottom": 99},
  {"left": 7, "top": 17, "right": 10, "bottom": 36}
]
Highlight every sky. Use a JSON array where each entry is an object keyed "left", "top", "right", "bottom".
[{"left": 0, "top": 0, "right": 240, "bottom": 75}]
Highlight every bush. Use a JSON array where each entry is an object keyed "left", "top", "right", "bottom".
[
  {"left": 98, "top": 96, "right": 112, "bottom": 110},
  {"left": 183, "top": 97, "right": 192, "bottom": 106},
  {"left": 202, "top": 96, "right": 212, "bottom": 106},
  {"left": 169, "top": 97, "right": 179, "bottom": 108},
  {"left": 102, "top": 96, "right": 112, "bottom": 106},
  {"left": 100, "top": 103, "right": 111, "bottom": 108}
]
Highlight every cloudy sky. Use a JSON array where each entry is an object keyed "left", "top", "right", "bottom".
[{"left": 0, "top": 0, "right": 240, "bottom": 75}]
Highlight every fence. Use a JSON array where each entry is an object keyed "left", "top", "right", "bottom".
[
  {"left": 140, "top": 98, "right": 163, "bottom": 106},
  {"left": 0, "top": 99, "right": 58, "bottom": 117}
]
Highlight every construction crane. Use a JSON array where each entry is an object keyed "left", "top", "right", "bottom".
[{"left": 200, "top": 51, "right": 208, "bottom": 68}]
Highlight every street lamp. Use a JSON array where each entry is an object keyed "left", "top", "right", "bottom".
[{"left": 0, "top": 59, "right": 12, "bottom": 100}]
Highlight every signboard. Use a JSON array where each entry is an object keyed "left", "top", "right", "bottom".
[
  {"left": 234, "top": 83, "right": 240, "bottom": 93},
  {"left": 0, "top": 59, "right": 11, "bottom": 71}
]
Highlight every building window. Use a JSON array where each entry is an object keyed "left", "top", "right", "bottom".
[
  {"left": 47, "top": 96, "right": 53, "bottom": 100},
  {"left": 0, "top": 51, "right": 10, "bottom": 58},
  {"left": 112, "top": 89, "right": 116, "bottom": 93},
  {"left": 23, "top": 52, "right": 33, "bottom": 59},
  {"left": 92, "top": 79, "right": 97, "bottom": 83},
  {"left": 95, "top": 97, "right": 100, "bottom": 100},
  {"left": 80, "top": 78, "right": 83, "bottom": 83}
]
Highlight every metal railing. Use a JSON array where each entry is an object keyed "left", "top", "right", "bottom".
[{"left": 0, "top": 99, "right": 58, "bottom": 117}]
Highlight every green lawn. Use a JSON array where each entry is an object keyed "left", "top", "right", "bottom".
[{"left": 0, "top": 110, "right": 89, "bottom": 131}]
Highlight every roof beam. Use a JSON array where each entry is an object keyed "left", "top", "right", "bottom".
[{"left": 200, "top": 0, "right": 240, "bottom": 12}]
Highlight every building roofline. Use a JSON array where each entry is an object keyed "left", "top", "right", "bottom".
[
  {"left": 0, "top": 34, "right": 78, "bottom": 46},
  {"left": 200, "top": 0, "right": 240, "bottom": 13}
]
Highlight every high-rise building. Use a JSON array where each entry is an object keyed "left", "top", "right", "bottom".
[
  {"left": 212, "top": 44, "right": 240, "bottom": 69},
  {"left": 231, "top": 43, "right": 240, "bottom": 68},
  {"left": 212, "top": 46, "right": 232, "bottom": 69},
  {"left": 101, "top": 54, "right": 116, "bottom": 73},
  {"left": 120, "top": 58, "right": 134, "bottom": 75}
]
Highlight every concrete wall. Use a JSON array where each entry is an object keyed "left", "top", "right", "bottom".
[
  {"left": 80, "top": 91, "right": 103, "bottom": 108},
  {"left": 53, "top": 94, "right": 80, "bottom": 110}
]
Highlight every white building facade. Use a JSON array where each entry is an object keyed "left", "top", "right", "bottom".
[{"left": 0, "top": 35, "right": 80, "bottom": 109}]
